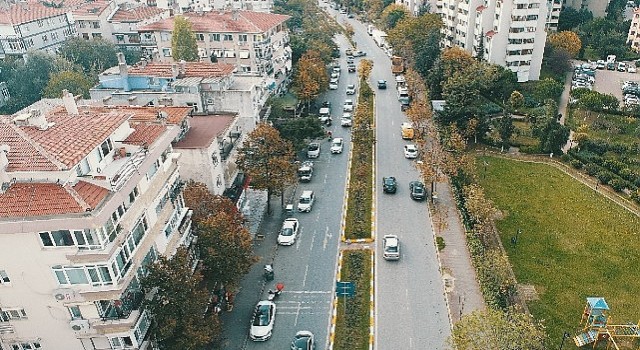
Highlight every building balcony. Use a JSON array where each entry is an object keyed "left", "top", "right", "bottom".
[
  {"left": 253, "top": 37, "right": 271, "bottom": 48},
  {"left": 0, "top": 323, "right": 14, "bottom": 335},
  {"left": 140, "top": 37, "right": 157, "bottom": 46}
]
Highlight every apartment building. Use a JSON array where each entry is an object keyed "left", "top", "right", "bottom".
[
  {"left": 137, "top": 10, "right": 291, "bottom": 88},
  {"left": 91, "top": 54, "right": 270, "bottom": 119},
  {"left": 108, "top": 5, "right": 171, "bottom": 53},
  {"left": 628, "top": 8, "right": 640, "bottom": 52},
  {"left": 396, "top": 0, "right": 438, "bottom": 15},
  {"left": 563, "top": 0, "right": 610, "bottom": 17},
  {"left": 0, "top": 1, "right": 77, "bottom": 58},
  {"left": 0, "top": 94, "right": 193, "bottom": 350},
  {"left": 149, "top": 0, "right": 274, "bottom": 13},
  {"left": 70, "top": 0, "right": 117, "bottom": 41},
  {"left": 437, "top": 0, "right": 548, "bottom": 82}
]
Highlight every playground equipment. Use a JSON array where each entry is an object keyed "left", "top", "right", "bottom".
[{"left": 573, "top": 297, "right": 640, "bottom": 349}]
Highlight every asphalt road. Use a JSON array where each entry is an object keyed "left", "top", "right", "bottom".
[
  {"left": 339, "top": 13, "right": 453, "bottom": 350},
  {"left": 223, "top": 34, "right": 357, "bottom": 350}
]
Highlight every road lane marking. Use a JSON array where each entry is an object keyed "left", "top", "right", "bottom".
[
  {"left": 310, "top": 232, "right": 316, "bottom": 253},
  {"left": 323, "top": 226, "right": 332, "bottom": 250},
  {"left": 302, "top": 265, "right": 309, "bottom": 288}
]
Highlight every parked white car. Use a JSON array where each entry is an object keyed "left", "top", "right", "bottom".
[
  {"left": 277, "top": 218, "right": 300, "bottom": 245},
  {"left": 331, "top": 138, "right": 344, "bottom": 154},
  {"left": 329, "top": 78, "right": 339, "bottom": 90},
  {"left": 383, "top": 235, "right": 400, "bottom": 260},
  {"left": 404, "top": 144, "right": 418, "bottom": 159},
  {"left": 629, "top": 65, "right": 637, "bottom": 73},
  {"left": 250, "top": 300, "right": 276, "bottom": 341},
  {"left": 297, "top": 190, "right": 315, "bottom": 212},
  {"left": 307, "top": 142, "right": 321, "bottom": 158}
]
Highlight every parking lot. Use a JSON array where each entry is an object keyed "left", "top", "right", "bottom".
[{"left": 592, "top": 65, "right": 639, "bottom": 102}]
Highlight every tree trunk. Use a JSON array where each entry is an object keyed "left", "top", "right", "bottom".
[{"left": 266, "top": 188, "right": 272, "bottom": 215}]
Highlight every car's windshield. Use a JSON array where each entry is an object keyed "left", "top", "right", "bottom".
[
  {"left": 298, "top": 169, "right": 311, "bottom": 176},
  {"left": 253, "top": 305, "right": 271, "bottom": 326},
  {"left": 281, "top": 228, "right": 293, "bottom": 236},
  {"left": 292, "top": 337, "right": 310, "bottom": 349},
  {"left": 299, "top": 197, "right": 311, "bottom": 204},
  {"left": 308, "top": 144, "right": 319, "bottom": 151},
  {"left": 385, "top": 245, "right": 398, "bottom": 253},
  {"left": 413, "top": 187, "right": 424, "bottom": 194},
  {"left": 384, "top": 178, "right": 395, "bottom": 185}
]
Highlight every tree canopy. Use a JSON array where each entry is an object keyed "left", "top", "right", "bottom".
[
  {"left": 292, "top": 51, "right": 328, "bottom": 105},
  {"left": 44, "top": 71, "right": 94, "bottom": 99},
  {"left": 58, "top": 37, "right": 118, "bottom": 74},
  {"left": 380, "top": 4, "right": 408, "bottom": 30},
  {"left": 236, "top": 123, "right": 297, "bottom": 212},
  {"left": 171, "top": 16, "right": 199, "bottom": 62},
  {"left": 141, "top": 248, "right": 220, "bottom": 350},
  {"left": 450, "top": 308, "right": 546, "bottom": 350},
  {"left": 547, "top": 31, "right": 582, "bottom": 58}
]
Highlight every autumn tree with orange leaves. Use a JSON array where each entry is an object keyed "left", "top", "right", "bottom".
[
  {"left": 292, "top": 51, "right": 328, "bottom": 109},
  {"left": 182, "top": 181, "right": 257, "bottom": 288},
  {"left": 236, "top": 123, "right": 297, "bottom": 214}
]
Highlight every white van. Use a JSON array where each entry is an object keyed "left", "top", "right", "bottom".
[{"left": 297, "top": 190, "right": 315, "bottom": 212}]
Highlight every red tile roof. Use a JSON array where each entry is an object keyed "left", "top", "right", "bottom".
[
  {"left": 128, "top": 62, "right": 235, "bottom": 78},
  {"left": 476, "top": 5, "right": 487, "bottom": 12},
  {"left": 138, "top": 11, "right": 290, "bottom": 33},
  {"left": 110, "top": 5, "right": 167, "bottom": 23},
  {"left": 0, "top": 183, "right": 84, "bottom": 217},
  {"left": 69, "top": 0, "right": 112, "bottom": 17},
  {"left": 49, "top": 105, "right": 192, "bottom": 125},
  {"left": 0, "top": 2, "right": 68, "bottom": 25},
  {"left": 124, "top": 123, "right": 166, "bottom": 146},
  {"left": 0, "top": 122, "right": 59, "bottom": 172},
  {"left": 173, "top": 115, "right": 234, "bottom": 148},
  {"left": 486, "top": 30, "right": 496, "bottom": 38},
  {"left": 18, "top": 112, "right": 131, "bottom": 170},
  {"left": 72, "top": 180, "right": 109, "bottom": 209}
]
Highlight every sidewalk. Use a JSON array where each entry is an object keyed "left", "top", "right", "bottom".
[
  {"left": 218, "top": 186, "right": 298, "bottom": 349},
  {"left": 433, "top": 179, "right": 485, "bottom": 323}
]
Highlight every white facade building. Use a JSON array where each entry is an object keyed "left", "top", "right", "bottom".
[
  {"left": 0, "top": 2, "right": 77, "bottom": 58},
  {"left": 437, "top": 0, "right": 548, "bottom": 82},
  {"left": 148, "top": 0, "right": 274, "bottom": 13},
  {"left": 628, "top": 8, "right": 640, "bottom": 52},
  {"left": 0, "top": 95, "right": 193, "bottom": 349}
]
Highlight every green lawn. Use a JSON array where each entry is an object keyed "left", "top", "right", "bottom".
[{"left": 477, "top": 155, "right": 640, "bottom": 347}]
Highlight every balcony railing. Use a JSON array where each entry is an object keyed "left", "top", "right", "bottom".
[
  {"left": 100, "top": 289, "right": 144, "bottom": 321},
  {"left": 110, "top": 148, "right": 148, "bottom": 191},
  {"left": 0, "top": 323, "right": 14, "bottom": 334}
]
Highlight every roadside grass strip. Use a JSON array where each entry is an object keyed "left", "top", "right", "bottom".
[
  {"left": 344, "top": 77, "right": 375, "bottom": 241},
  {"left": 476, "top": 155, "right": 640, "bottom": 344},
  {"left": 332, "top": 249, "right": 373, "bottom": 350}
]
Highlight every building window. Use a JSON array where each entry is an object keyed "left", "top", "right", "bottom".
[
  {"left": 0, "top": 308, "right": 28, "bottom": 321},
  {"left": 51, "top": 32, "right": 58, "bottom": 41},
  {"left": 196, "top": 33, "right": 205, "bottom": 41},
  {"left": 223, "top": 34, "right": 233, "bottom": 41},
  {"left": 68, "top": 306, "right": 82, "bottom": 320},
  {"left": 0, "top": 270, "right": 10, "bottom": 285},
  {"left": 239, "top": 50, "right": 250, "bottom": 59},
  {"left": 238, "top": 34, "right": 248, "bottom": 42},
  {"left": 42, "top": 34, "right": 48, "bottom": 42},
  {"left": 92, "top": 33, "right": 102, "bottom": 39},
  {"left": 53, "top": 264, "right": 114, "bottom": 286},
  {"left": 8, "top": 341, "right": 41, "bottom": 350},
  {"left": 116, "top": 34, "right": 125, "bottom": 43},
  {"left": 224, "top": 50, "right": 235, "bottom": 58},
  {"left": 110, "top": 336, "right": 134, "bottom": 349},
  {"left": 210, "top": 33, "right": 220, "bottom": 42},
  {"left": 162, "top": 48, "right": 172, "bottom": 57},
  {"left": 92, "top": 21, "right": 100, "bottom": 29},
  {"left": 100, "top": 138, "right": 113, "bottom": 158}
]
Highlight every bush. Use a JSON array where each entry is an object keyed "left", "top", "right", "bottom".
[
  {"left": 436, "top": 236, "right": 446, "bottom": 251},
  {"left": 570, "top": 159, "right": 583, "bottom": 169},
  {"left": 595, "top": 170, "right": 613, "bottom": 185},
  {"left": 608, "top": 178, "right": 627, "bottom": 192},
  {"left": 584, "top": 163, "right": 600, "bottom": 176},
  {"left": 519, "top": 145, "right": 541, "bottom": 154}
]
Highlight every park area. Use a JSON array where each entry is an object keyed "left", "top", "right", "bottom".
[{"left": 476, "top": 155, "right": 640, "bottom": 346}]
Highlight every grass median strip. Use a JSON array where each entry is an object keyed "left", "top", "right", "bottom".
[
  {"left": 334, "top": 249, "right": 372, "bottom": 350},
  {"left": 344, "top": 73, "right": 375, "bottom": 240}
]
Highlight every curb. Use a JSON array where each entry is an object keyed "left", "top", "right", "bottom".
[
  {"left": 369, "top": 248, "right": 375, "bottom": 350},
  {"left": 428, "top": 195, "right": 455, "bottom": 331}
]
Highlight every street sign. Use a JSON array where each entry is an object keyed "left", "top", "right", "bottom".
[{"left": 336, "top": 281, "right": 355, "bottom": 297}]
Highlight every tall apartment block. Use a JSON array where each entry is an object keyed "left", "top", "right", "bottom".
[
  {"left": 0, "top": 93, "right": 193, "bottom": 350},
  {"left": 437, "top": 0, "right": 549, "bottom": 82}
]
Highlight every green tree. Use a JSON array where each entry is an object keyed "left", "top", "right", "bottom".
[
  {"left": 577, "top": 17, "right": 630, "bottom": 59},
  {"left": 274, "top": 116, "right": 325, "bottom": 151},
  {"left": 171, "top": 16, "right": 199, "bottom": 62},
  {"left": 450, "top": 308, "right": 546, "bottom": 349},
  {"left": 380, "top": 4, "right": 408, "bottom": 30},
  {"left": 43, "top": 71, "right": 94, "bottom": 98},
  {"left": 236, "top": 123, "right": 297, "bottom": 213},
  {"left": 497, "top": 91, "right": 523, "bottom": 150},
  {"left": 387, "top": 13, "right": 442, "bottom": 78},
  {"left": 0, "top": 51, "right": 57, "bottom": 114},
  {"left": 58, "top": 37, "right": 118, "bottom": 74},
  {"left": 557, "top": 7, "right": 592, "bottom": 31},
  {"left": 534, "top": 116, "right": 570, "bottom": 155},
  {"left": 532, "top": 78, "right": 564, "bottom": 102},
  {"left": 141, "top": 248, "right": 220, "bottom": 350}
]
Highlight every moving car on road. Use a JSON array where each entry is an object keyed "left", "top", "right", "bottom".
[
  {"left": 250, "top": 300, "right": 276, "bottom": 341},
  {"left": 383, "top": 235, "right": 400, "bottom": 260},
  {"left": 343, "top": 99, "right": 354, "bottom": 112},
  {"left": 352, "top": 50, "right": 366, "bottom": 57},
  {"left": 291, "top": 330, "right": 315, "bottom": 350},
  {"left": 382, "top": 176, "right": 397, "bottom": 193},
  {"left": 331, "top": 137, "right": 344, "bottom": 154},
  {"left": 297, "top": 190, "right": 316, "bottom": 212},
  {"left": 329, "top": 78, "right": 339, "bottom": 90},
  {"left": 341, "top": 113, "right": 352, "bottom": 127},
  {"left": 377, "top": 80, "right": 387, "bottom": 89},
  {"left": 277, "top": 218, "right": 300, "bottom": 245},
  {"left": 409, "top": 181, "right": 426, "bottom": 201},
  {"left": 346, "top": 84, "right": 356, "bottom": 95}
]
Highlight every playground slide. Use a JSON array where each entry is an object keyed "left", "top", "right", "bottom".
[{"left": 574, "top": 330, "right": 597, "bottom": 347}]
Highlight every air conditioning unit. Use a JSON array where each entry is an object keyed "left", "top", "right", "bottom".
[
  {"left": 69, "top": 319, "right": 90, "bottom": 332},
  {"left": 53, "top": 288, "right": 83, "bottom": 303}
]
